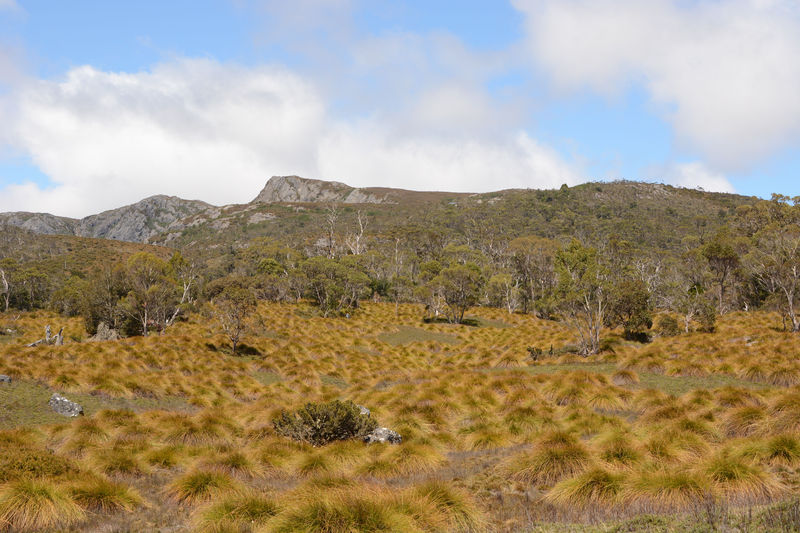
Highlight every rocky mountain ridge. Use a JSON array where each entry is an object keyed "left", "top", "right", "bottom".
[
  {"left": 253, "top": 175, "right": 390, "bottom": 204},
  {"left": 0, "top": 176, "right": 754, "bottom": 246},
  {"left": 0, "top": 195, "right": 212, "bottom": 244}
]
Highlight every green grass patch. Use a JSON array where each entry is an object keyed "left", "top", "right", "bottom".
[
  {"left": 320, "top": 374, "right": 349, "bottom": 389},
  {"left": 252, "top": 371, "right": 282, "bottom": 387},
  {"left": 377, "top": 326, "right": 460, "bottom": 346},
  {"left": 0, "top": 380, "right": 191, "bottom": 429},
  {"left": 634, "top": 373, "right": 771, "bottom": 396},
  {"left": 521, "top": 364, "right": 770, "bottom": 396}
]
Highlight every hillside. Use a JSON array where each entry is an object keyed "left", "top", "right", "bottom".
[{"left": 0, "top": 178, "right": 756, "bottom": 255}]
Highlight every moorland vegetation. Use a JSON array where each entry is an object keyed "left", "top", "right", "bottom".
[{"left": 0, "top": 183, "right": 800, "bottom": 531}]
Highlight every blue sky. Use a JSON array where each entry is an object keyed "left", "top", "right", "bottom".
[{"left": 1, "top": 0, "right": 799, "bottom": 217}]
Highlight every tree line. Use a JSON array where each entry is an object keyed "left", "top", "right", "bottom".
[{"left": 1, "top": 194, "right": 799, "bottom": 355}]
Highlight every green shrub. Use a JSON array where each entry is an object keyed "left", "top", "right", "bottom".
[
  {"left": 656, "top": 315, "right": 680, "bottom": 337},
  {"left": 0, "top": 445, "right": 79, "bottom": 481},
  {"left": 273, "top": 400, "right": 378, "bottom": 447}
]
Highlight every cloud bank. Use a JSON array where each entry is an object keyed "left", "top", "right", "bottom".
[
  {"left": 513, "top": 0, "right": 800, "bottom": 172},
  {"left": 0, "top": 59, "right": 580, "bottom": 217}
]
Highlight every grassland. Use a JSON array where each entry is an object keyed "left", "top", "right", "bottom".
[{"left": 2, "top": 303, "right": 800, "bottom": 531}]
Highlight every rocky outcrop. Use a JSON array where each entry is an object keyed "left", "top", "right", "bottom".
[
  {"left": 90, "top": 322, "right": 120, "bottom": 341},
  {"left": 364, "top": 427, "right": 402, "bottom": 444},
  {"left": 0, "top": 375, "right": 11, "bottom": 384},
  {"left": 48, "top": 393, "right": 83, "bottom": 417},
  {"left": 77, "top": 195, "right": 213, "bottom": 242},
  {"left": 253, "top": 176, "right": 388, "bottom": 204},
  {"left": 0, "top": 212, "right": 78, "bottom": 235},
  {"left": 1, "top": 195, "right": 212, "bottom": 244}
]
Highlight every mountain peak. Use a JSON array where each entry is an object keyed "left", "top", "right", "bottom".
[{"left": 252, "top": 175, "right": 388, "bottom": 204}]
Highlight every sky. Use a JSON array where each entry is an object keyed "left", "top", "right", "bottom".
[{"left": 0, "top": 0, "right": 799, "bottom": 218}]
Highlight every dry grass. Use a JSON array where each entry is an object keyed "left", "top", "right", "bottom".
[{"left": 2, "top": 303, "right": 800, "bottom": 531}]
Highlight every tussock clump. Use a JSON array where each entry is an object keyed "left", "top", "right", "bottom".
[
  {"left": 194, "top": 492, "right": 280, "bottom": 532},
  {"left": 622, "top": 468, "right": 709, "bottom": 512},
  {"left": 502, "top": 432, "right": 592, "bottom": 486},
  {"left": 411, "top": 481, "right": 487, "bottom": 533},
  {"left": 0, "top": 479, "right": 85, "bottom": 531},
  {"left": 69, "top": 476, "right": 142, "bottom": 513},
  {"left": 611, "top": 369, "right": 639, "bottom": 386},
  {"left": 166, "top": 470, "right": 238, "bottom": 505},
  {"left": 763, "top": 434, "right": 800, "bottom": 466},
  {"left": 268, "top": 488, "right": 421, "bottom": 533},
  {"left": 702, "top": 451, "right": 784, "bottom": 502},
  {"left": 723, "top": 406, "right": 766, "bottom": 437},
  {"left": 546, "top": 468, "right": 624, "bottom": 510}
]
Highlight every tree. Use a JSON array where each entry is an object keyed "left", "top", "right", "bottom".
[
  {"left": 555, "top": 240, "right": 609, "bottom": 355},
  {"left": 702, "top": 229, "right": 741, "bottom": 314},
  {"left": 0, "top": 258, "right": 16, "bottom": 313},
  {"left": 80, "top": 265, "right": 127, "bottom": 335},
  {"left": 508, "top": 236, "right": 558, "bottom": 317},
  {"left": 744, "top": 197, "right": 800, "bottom": 331},
  {"left": 301, "top": 256, "right": 370, "bottom": 317},
  {"left": 212, "top": 284, "right": 257, "bottom": 355},
  {"left": 166, "top": 252, "right": 199, "bottom": 327},
  {"left": 120, "top": 253, "right": 178, "bottom": 336},
  {"left": 486, "top": 272, "right": 519, "bottom": 314},
  {"left": 605, "top": 278, "right": 653, "bottom": 340},
  {"left": 435, "top": 262, "right": 484, "bottom": 324}
]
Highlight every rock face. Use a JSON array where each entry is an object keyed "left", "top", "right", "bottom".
[
  {"left": 253, "top": 176, "right": 388, "bottom": 204},
  {"left": 90, "top": 322, "right": 120, "bottom": 341},
  {"left": 77, "top": 195, "right": 212, "bottom": 242},
  {"left": 0, "top": 212, "right": 78, "bottom": 235},
  {"left": 0, "top": 195, "right": 212, "bottom": 243},
  {"left": 364, "top": 427, "right": 402, "bottom": 444},
  {"left": 0, "top": 375, "right": 11, "bottom": 384},
  {"left": 48, "top": 393, "right": 83, "bottom": 417}
]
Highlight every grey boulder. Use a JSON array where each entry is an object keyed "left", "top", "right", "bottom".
[
  {"left": 364, "top": 427, "right": 402, "bottom": 445},
  {"left": 0, "top": 375, "right": 10, "bottom": 384},
  {"left": 48, "top": 393, "right": 83, "bottom": 417}
]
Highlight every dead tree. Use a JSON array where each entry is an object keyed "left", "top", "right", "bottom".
[{"left": 26, "top": 325, "right": 64, "bottom": 347}]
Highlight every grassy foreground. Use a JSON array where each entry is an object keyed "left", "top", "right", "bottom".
[{"left": 1, "top": 303, "right": 800, "bottom": 532}]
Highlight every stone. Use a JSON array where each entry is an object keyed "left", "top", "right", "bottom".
[
  {"left": 48, "top": 393, "right": 83, "bottom": 417},
  {"left": 363, "top": 427, "right": 402, "bottom": 445},
  {"left": 0, "top": 375, "right": 10, "bottom": 384},
  {"left": 357, "top": 404, "right": 371, "bottom": 417},
  {"left": 91, "top": 322, "right": 120, "bottom": 341}
]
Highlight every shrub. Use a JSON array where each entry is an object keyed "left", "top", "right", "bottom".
[
  {"left": 273, "top": 400, "right": 378, "bottom": 447},
  {"left": 655, "top": 315, "right": 680, "bottom": 337},
  {"left": 0, "top": 444, "right": 79, "bottom": 481}
]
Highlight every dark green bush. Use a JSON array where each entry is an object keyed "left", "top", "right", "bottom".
[
  {"left": 272, "top": 400, "right": 378, "bottom": 447},
  {"left": 656, "top": 315, "right": 680, "bottom": 337}
]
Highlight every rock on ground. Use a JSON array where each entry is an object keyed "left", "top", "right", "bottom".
[
  {"left": 364, "top": 427, "right": 402, "bottom": 444},
  {"left": 48, "top": 393, "right": 83, "bottom": 417},
  {"left": 0, "top": 375, "right": 10, "bottom": 384}
]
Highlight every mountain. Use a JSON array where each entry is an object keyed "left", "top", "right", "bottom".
[
  {"left": 253, "top": 175, "right": 390, "bottom": 204},
  {"left": 1, "top": 177, "right": 757, "bottom": 253},
  {"left": 0, "top": 195, "right": 212, "bottom": 244}
]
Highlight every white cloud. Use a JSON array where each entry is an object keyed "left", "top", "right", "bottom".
[
  {"left": 0, "top": 0, "right": 19, "bottom": 11},
  {"left": 513, "top": 0, "right": 800, "bottom": 172},
  {"left": 659, "top": 162, "right": 735, "bottom": 193},
  {"left": 0, "top": 59, "right": 580, "bottom": 217},
  {"left": 318, "top": 124, "right": 578, "bottom": 192}
]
